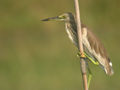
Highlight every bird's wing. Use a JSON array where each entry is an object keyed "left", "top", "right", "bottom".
[
  {"left": 87, "top": 29, "right": 108, "bottom": 60},
  {"left": 82, "top": 26, "right": 113, "bottom": 75}
]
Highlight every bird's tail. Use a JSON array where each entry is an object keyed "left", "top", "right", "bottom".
[{"left": 104, "top": 61, "right": 114, "bottom": 76}]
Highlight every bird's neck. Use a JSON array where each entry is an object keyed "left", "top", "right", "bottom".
[
  {"left": 64, "top": 18, "right": 86, "bottom": 47},
  {"left": 65, "top": 19, "right": 78, "bottom": 46}
]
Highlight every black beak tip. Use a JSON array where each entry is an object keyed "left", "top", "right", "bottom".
[
  {"left": 41, "top": 18, "right": 49, "bottom": 21},
  {"left": 41, "top": 16, "right": 59, "bottom": 21}
]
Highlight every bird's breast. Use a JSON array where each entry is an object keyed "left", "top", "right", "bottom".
[
  {"left": 65, "top": 24, "right": 78, "bottom": 46},
  {"left": 66, "top": 26, "right": 74, "bottom": 42}
]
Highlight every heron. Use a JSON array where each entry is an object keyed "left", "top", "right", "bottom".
[{"left": 42, "top": 12, "right": 114, "bottom": 87}]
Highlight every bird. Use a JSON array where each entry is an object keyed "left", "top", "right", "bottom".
[{"left": 42, "top": 12, "right": 114, "bottom": 76}]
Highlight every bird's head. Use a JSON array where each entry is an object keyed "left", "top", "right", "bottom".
[{"left": 42, "top": 12, "right": 74, "bottom": 22}]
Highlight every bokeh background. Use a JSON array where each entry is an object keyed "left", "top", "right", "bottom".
[{"left": 0, "top": 0, "right": 120, "bottom": 90}]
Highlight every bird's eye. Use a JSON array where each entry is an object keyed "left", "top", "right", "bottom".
[
  {"left": 62, "top": 16, "right": 66, "bottom": 19},
  {"left": 59, "top": 15, "right": 66, "bottom": 19}
]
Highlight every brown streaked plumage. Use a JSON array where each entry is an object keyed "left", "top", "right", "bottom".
[
  {"left": 42, "top": 12, "right": 114, "bottom": 75},
  {"left": 82, "top": 26, "right": 113, "bottom": 75}
]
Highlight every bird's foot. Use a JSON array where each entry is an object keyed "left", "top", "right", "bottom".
[{"left": 77, "top": 52, "right": 86, "bottom": 59}]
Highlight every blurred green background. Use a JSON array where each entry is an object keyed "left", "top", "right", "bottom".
[{"left": 0, "top": 0, "right": 120, "bottom": 90}]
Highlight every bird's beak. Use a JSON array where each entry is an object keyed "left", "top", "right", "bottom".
[{"left": 41, "top": 16, "right": 59, "bottom": 21}]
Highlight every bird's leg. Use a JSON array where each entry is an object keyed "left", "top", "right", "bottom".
[
  {"left": 87, "top": 63, "right": 92, "bottom": 89},
  {"left": 77, "top": 52, "right": 99, "bottom": 65},
  {"left": 84, "top": 53, "right": 99, "bottom": 65}
]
